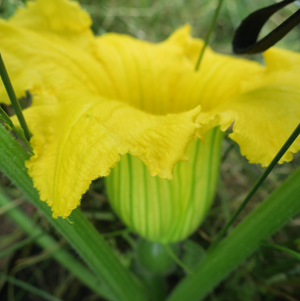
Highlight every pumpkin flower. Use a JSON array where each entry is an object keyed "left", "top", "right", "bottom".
[{"left": 1, "top": 0, "right": 300, "bottom": 243}]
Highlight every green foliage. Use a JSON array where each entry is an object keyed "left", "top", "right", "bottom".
[
  {"left": 182, "top": 239, "right": 206, "bottom": 271},
  {"left": 79, "top": 0, "right": 300, "bottom": 52},
  {"left": 1, "top": 0, "right": 300, "bottom": 301}
]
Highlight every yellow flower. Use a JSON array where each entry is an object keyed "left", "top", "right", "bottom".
[{"left": 1, "top": 0, "right": 300, "bottom": 242}]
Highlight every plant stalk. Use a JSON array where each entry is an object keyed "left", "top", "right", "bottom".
[
  {"left": 167, "top": 165, "right": 300, "bottom": 301},
  {"left": 209, "top": 123, "right": 300, "bottom": 251},
  {"left": 0, "top": 54, "right": 31, "bottom": 141},
  {"left": 195, "top": 0, "right": 224, "bottom": 71}
]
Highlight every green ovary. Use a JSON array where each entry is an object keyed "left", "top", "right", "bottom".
[{"left": 106, "top": 127, "right": 224, "bottom": 243}]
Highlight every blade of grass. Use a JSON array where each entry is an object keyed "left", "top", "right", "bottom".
[
  {"left": 0, "top": 198, "right": 24, "bottom": 215},
  {"left": 0, "top": 54, "right": 31, "bottom": 141},
  {"left": 164, "top": 245, "right": 194, "bottom": 275},
  {"left": 261, "top": 242, "right": 300, "bottom": 261},
  {"left": 13, "top": 260, "right": 52, "bottom": 301},
  {"left": 209, "top": 123, "right": 300, "bottom": 252},
  {"left": 0, "top": 191, "right": 115, "bottom": 301},
  {"left": 0, "top": 272, "right": 63, "bottom": 301},
  {"left": 0, "top": 124, "right": 147, "bottom": 301},
  {"left": 0, "top": 232, "right": 43, "bottom": 259},
  {"left": 0, "top": 105, "right": 33, "bottom": 152},
  {"left": 195, "top": 0, "right": 224, "bottom": 71},
  {"left": 167, "top": 165, "right": 300, "bottom": 301},
  {"left": 0, "top": 229, "right": 23, "bottom": 250}
]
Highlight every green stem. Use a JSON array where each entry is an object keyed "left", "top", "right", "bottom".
[
  {"left": 164, "top": 244, "right": 194, "bottom": 275},
  {"left": 167, "top": 165, "right": 300, "bottom": 301},
  {"left": 0, "top": 124, "right": 147, "bottom": 301},
  {"left": 136, "top": 239, "right": 173, "bottom": 301},
  {"left": 0, "top": 105, "right": 33, "bottom": 152},
  {"left": 261, "top": 242, "right": 300, "bottom": 261},
  {"left": 195, "top": 0, "right": 224, "bottom": 71},
  {"left": 142, "top": 274, "right": 166, "bottom": 301},
  {"left": 0, "top": 54, "right": 31, "bottom": 141},
  {"left": 209, "top": 123, "right": 300, "bottom": 252}
]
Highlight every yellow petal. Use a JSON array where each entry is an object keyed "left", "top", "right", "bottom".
[
  {"left": 0, "top": 51, "right": 42, "bottom": 104},
  {"left": 93, "top": 24, "right": 264, "bottom": 116},
  {"left": 3, "top": 0, "right": 300, "bottom": 221},
  {"left": 0, "top": 0, "right": 118, "bottom": 105},
  {"left": 92, "top": 27, "right": 194, "bottom": 114},
  {"left": 264, "top": 47, "right": 300, "bottom": 73},
  {"left": 0, "top": 20, "right": 117, "bottom": 105},
  {"left": 198, "top": 47, "right": 300, "bottom": 166},
  {"left": 1, "top": 7, "right": 263, "bottom": 118},
  {"left": 10, "top": 0, "right": 92, "bottom": 47},
  {"left": 23, "top": 91, "right": 200, "bottom": 218}
]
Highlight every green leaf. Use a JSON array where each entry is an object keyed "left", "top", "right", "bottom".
[
  {"left": 0, "top": 190, "right": 115, "bottom": 300},
  {"left": 167, "top": 165, "right": 300, "bottom": 301},
  {"left": 0, "top": 124, "right": 147, "bottom": 301}
]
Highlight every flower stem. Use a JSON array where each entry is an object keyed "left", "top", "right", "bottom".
[
  {"left": 0, "top": 54, "right": 31, "bottom": 141},
  {"left": 208, "top": 123, "right": 300, "bottom": 252},
  {"left": 142, "top": 274, "right": 166, "bottom": 301},
  {"left": 164, "top": 244, "right": 194, "bottom": 275},
  {"left": 195, "top": 0, "right": 224, "bottom": 71}
]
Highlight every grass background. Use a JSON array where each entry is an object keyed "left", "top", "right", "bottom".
[{"left": 0, "top": 0, "right": 300, "bottom": 300}]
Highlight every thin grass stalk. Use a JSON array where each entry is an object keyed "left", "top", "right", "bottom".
[
  {"left": 261, "top": 242, "right": 300, "bottom": 261},
  {"left": 0, "top": 54, "right": 31, "bottom": 141},
  {"left": 209, "top": 123, "right": 300, "bottom": 251},
  {"left": 195, "top": 0, "right": 224, "bottom": 71}
]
